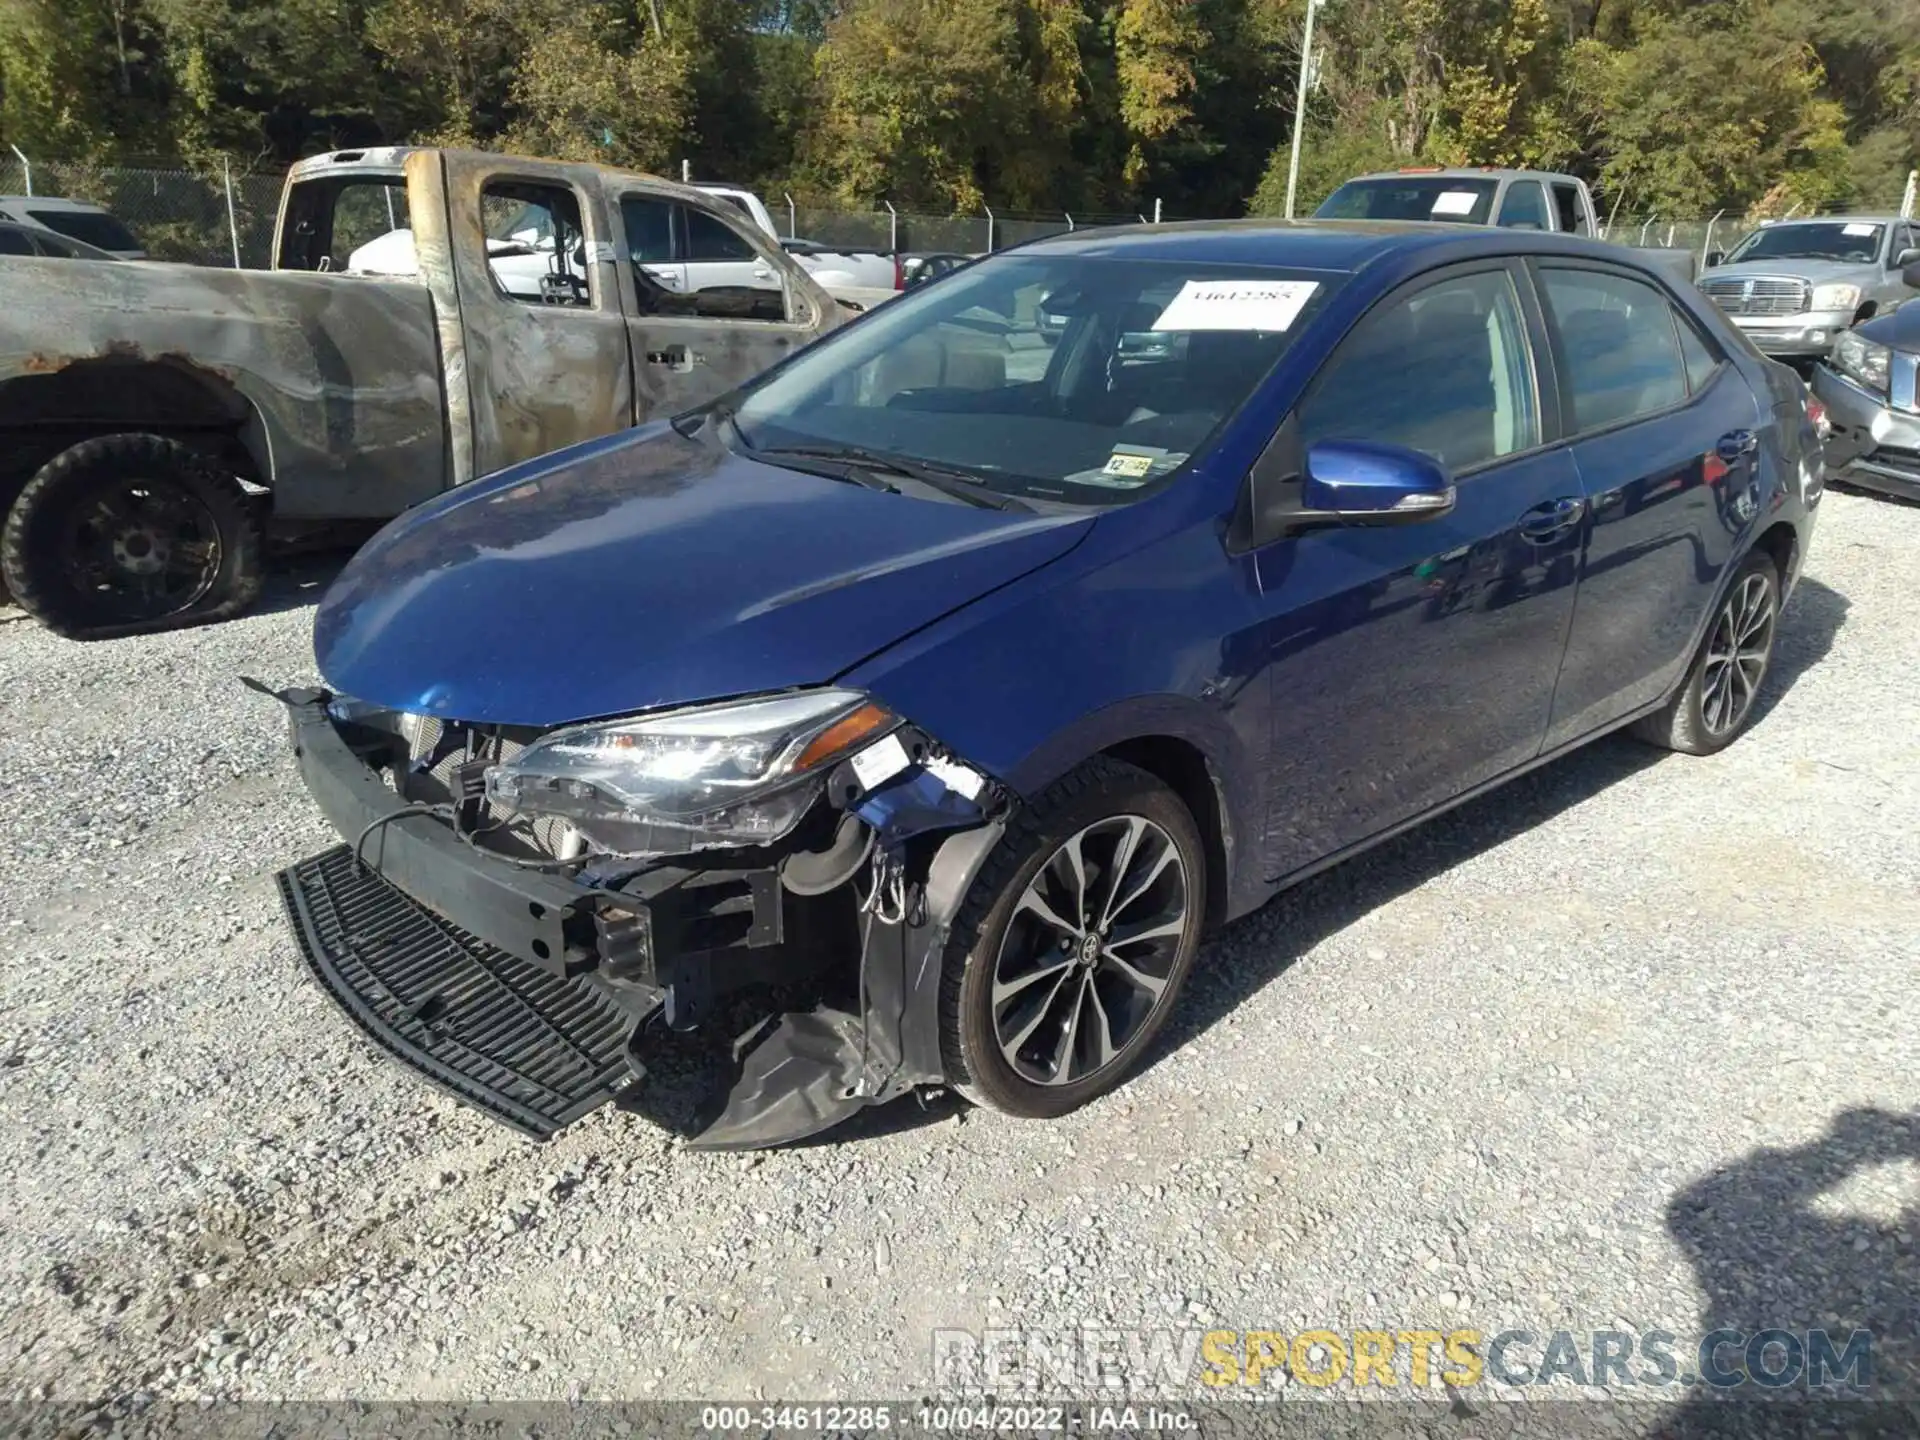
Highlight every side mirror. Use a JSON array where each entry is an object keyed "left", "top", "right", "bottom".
[
  {"left": 1301, "top": 440, "right": 1455, "bottom": 525},
  {"left": 1704, "top": 250, "right": 1725, "bottom": 269},
  {"left": 1901, "top": 254, "right": 1920, "bottom": 289}
]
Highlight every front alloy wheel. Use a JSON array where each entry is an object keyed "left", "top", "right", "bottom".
[{"left": 942, "top": 757, "right": 1205, "bottom": 1118}]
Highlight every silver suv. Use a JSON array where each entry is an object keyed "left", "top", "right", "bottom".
[{"left": 1700, "top": 216, "right": 1919, "bottom": 361}]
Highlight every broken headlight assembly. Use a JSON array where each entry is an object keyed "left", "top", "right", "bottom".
[
  {"left": 1833, "top": 330, "right": 1891, "bottom": 396},
  {"left": 483, "top": 689, "right": 896, "bottom": 857}
]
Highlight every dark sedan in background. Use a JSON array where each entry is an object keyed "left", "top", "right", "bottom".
[
  {"left": 0, "top": 220, "right": 121, "bottom": 260},
  {"left": 1811, "top": 259, "right": 1920, "bottom": 501}
]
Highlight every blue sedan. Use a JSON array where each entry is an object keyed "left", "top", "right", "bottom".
[{"left": 272, "top": 221, "right": 1823, "bottom": 1147}]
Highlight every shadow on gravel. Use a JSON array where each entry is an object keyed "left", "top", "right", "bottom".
[
  {"left": 1151, "top": 566, "right": 1851, "bottom": 1075},
  {"left": 251, "top": 537, "right": 377, "bottom": 619},
  {"left": 1643, "top": 1107, "right": 1920, "bottom": 1438},
  {"left": 1747, "top": 573, "right": 1849, "bottom": 731}
]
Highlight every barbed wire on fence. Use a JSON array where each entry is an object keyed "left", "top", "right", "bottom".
[{"left": 3, "top": 155, "right": 1913, "bottom": 269}]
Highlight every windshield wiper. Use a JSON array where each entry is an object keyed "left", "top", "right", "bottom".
[{"left": 746, "top": 443, "right": 1034, "bottom": 512}]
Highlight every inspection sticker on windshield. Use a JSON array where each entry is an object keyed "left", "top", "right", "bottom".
[
  {"left": 1844, "top": 222, "right": 1878, "bottom": 237},
  {"left": 1152, "top": 279, "right": 1319, "bottom": 332},
  {"left": 1431, "top": 190, "right": 1481, "bottom": 216},
  {"left": 1103, "top": 451, "right": 1156, "bottom": 478}
]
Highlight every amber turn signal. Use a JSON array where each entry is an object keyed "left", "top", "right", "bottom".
[{"left": 795, "top": 702, "right": 895, "bottom": 771}]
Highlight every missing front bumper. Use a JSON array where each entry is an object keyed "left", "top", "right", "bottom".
[
  {"left": 278, "top": 843, "right": 649, "bottom": 1138},
  {"left": 268, "top": 686, "right": 1009, "bottom": 1148}
]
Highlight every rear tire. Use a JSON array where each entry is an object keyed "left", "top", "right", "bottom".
[
  {"left": 940, "top": 757, "right": 1206, "bottom": 1119},
  {"left": 1631, "top": 549, "right": 1780, "bottom": 755},
  {"left": 1, "top": 434, "right": 264, "bottom": 640}
]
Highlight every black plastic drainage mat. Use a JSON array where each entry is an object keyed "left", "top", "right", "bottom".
[{"left": 277, "top": 844, "right": 637, "bottom": 1139}]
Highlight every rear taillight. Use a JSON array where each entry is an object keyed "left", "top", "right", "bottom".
[
  {"left": 1805, "top": 394, "right": 1831, "bottom": 440},
  {"left": 893, "top": 253, "right": 905, "bottom": 290}
]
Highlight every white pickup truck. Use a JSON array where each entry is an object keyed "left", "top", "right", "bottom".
[
  {"left": 696, "top": 185, "right": 901, "bottom": 297},
  {"left": 1316, "top": 167, "right": 1699, "bottom": 289}
]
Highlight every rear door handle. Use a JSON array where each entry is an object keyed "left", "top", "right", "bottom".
[
  {"left": 1517, "top": 496, "right": 1586, "bottom": 541},
  {"left": 1717, "top": 429, "right": 1759, "bottom": 461}
]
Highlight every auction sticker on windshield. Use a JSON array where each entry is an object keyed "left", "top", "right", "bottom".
[
  {"left": 1152, "top": 279, "right": 1319, "bottom": 332},
  {"left": 1431, "top": 190, "right": 1480, "bottom": 216},
  {"left": 1844, "top": 223, "right": 1878, "bottom": 237}
]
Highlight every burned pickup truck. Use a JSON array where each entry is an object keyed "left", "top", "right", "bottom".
[{"left": 0, "top": 147, "right": 844, "bottom": 639}]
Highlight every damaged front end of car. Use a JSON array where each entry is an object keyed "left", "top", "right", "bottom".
[{"left": 258, "top": 680, "right": 1009, "bottom": 1148}]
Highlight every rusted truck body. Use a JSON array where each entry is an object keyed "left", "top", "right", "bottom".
[{"left": 0, "top": 147, "right": 846, "bottom": 638}]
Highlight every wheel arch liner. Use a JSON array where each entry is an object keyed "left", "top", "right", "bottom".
[{"left": 686, "top": 767, "right": 1007, "bottom": 1150}]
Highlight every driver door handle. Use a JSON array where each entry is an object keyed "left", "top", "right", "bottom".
[{"left": 1517, "top": 495, "right": 1586, "bottom": 542}]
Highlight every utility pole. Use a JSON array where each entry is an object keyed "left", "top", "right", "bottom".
[{"left": 1282, "top": 0, "right": 1324, "bottom": 220}]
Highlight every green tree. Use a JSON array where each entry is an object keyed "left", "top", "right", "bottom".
[
  {"left": 1112, "top": 0, "right": 1203, "bottom": 188},
  {"left": 1564, "top": 1, "right": 1853, "bottom": 215},
  {"left": 807, "top": 0, "right": 1038, "bottom": 209}
]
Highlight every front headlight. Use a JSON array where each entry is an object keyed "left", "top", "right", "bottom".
[
  {"left": 1810, "top": 282, "right": 1862, "bottom": 312},
  {"left": 484, "top": 689, "right": 896, "bottom": 856},
  {"left": 1833, "top": 330, "right": 1891, "bottom": 395}
]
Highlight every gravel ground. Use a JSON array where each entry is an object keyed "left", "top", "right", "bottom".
[{"left": 0, "top": 491, "right": 1914, "bottom": 1408}]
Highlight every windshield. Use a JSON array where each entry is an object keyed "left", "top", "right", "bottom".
[
  {"left": 1315, "top": 178, "right": 1498, "bottom": 225},
  {"left": 1726, "top": 222, "right": 1884, "bottom": 264},
  {"left": 729, "top": 255, "right": 1338, "bottom": 506}
]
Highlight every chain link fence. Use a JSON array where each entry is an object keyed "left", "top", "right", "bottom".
[
  {"left": 1602, "top": 195, "right": 1917, "bottom": 263},
  {"left": 3, "top": 156, "right": 1913, "bottom": 270},
  {"left": 0, "top": 159, "right": 283, "bottom": 266},
  {"left": 0, "top": 156, "right": 1180, "bottom": 266}
]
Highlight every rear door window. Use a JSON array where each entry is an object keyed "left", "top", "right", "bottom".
[
  {"left": 1539, "top": 268, "right": 1690, "bottom": 431},
  {"left": 0, "top": 227, "right": 32, "bottom": 255},
  {"left": 620, "top": 196, "right": 675, "bottom": 265},
  {"left": 1673, "top": 315, "right": 1722, "bottom": 394},
  {"left": 1498, "top": 182, "right": 1551, "bottom": 231},
  {"left": 1550, "top": 183, "right": 1590, "bottom": 236},
  {"left": 682, "top": 207, "right": 757, "bottom": 262}
]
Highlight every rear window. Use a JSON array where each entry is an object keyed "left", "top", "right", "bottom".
[
  {"left": 27, "top": 208, "right": 140, "bottom": 252},
  {"left": 1316, "top": 178, "right": 1497, "bottom": 225}
]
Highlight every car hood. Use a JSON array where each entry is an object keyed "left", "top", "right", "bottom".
[
  {"left": 1701, "top": 258, "right": 1874, "bottom": 288},
  {"left": 1855, "top": 303, "right": 1920, "bottom": 354},
  {"left": 314, "top": 424, "right": 1093, "bottom": 728}
]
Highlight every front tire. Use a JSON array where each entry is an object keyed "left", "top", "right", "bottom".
[
  {"left": 940, "top": 757, "right": 1206, "bottom": 1119},
  {"left": 1, "top": 433, "right": 264, "bottom": 640},
  {"left": 1632, "top": 549, "right": 1780, "bottom": 755}
]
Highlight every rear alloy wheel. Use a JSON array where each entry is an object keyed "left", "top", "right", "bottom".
[
  {"left": 1, "top": 434, "right": 263, "bottom": 640},
  {"left": 941, "top": 757, "right": 1205, "bottom": 1118},
  {"left": 1632, "top": 549, "right": 1780, "bottom": 755}
]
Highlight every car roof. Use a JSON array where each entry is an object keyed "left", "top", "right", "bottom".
[
  {"left": 1342, "top": 168, "right": 1581, "bottom": 186},
  {"left": 0, "top": 195, "right": 113, "bottom": 211},
  {"left": 1011, "top": 218, "right": 1640, "bottom": 274},
  {"left": 1755, "top": 214, "right": 1904, "bottom": 225}
]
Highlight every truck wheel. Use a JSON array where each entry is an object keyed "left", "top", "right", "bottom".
[{"left": 0, "top": 434, "right": 264, "bottom": 640}]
